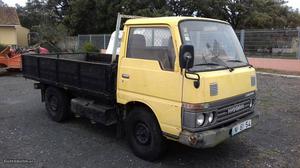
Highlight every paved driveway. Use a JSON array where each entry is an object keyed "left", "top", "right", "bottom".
[{"left": 248, "top": 57, "right": 300, "bottom": 72}]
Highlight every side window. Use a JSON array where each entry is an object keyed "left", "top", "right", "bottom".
[{"left": 127, "top": 27, "right": 176, "bottom": 71}]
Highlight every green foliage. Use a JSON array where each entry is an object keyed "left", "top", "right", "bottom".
[
  {"left": 64, "top": 0, "right": 111, "bottom": 35},
  {"left": 82, "top": 42, "right": 98, "bottom": 52},
  {"left": 33, "top": 23, "right": 68, "bottom": 44},
  {"left": 183, "top": 0, "right": 300, "bottom": 29},
  {"left": 63, "top": 0, "right": 300, "bottom": 33},
  {"left": 15, "top": 0, "right": 300, "bottom": 37},
  {"left": 64, "top": 0, "right": 171, "bottom": 35},
  {"left": 16, "top": 0, "right": 69, "bottom": 46},
  {"left": 16, "top": 0, "right": 49, "bottom": 29},
  {"left": 47, "top": 0, "right": 70, "bottom": 22}
]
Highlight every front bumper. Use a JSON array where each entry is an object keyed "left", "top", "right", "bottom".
[{"left": 178, "top": 111, "right": 259, "bottom": 148}]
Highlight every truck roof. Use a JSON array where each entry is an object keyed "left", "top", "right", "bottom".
[{"left": 124, "top": 16, "right": 229, "bottom": 26}]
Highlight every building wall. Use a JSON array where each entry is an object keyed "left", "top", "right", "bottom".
[
  {"left": 0, "top": 26, "right": 17, "bottom": 45},
  {"left": 16, "top": 25, "right": 29, "bottom": 47}
]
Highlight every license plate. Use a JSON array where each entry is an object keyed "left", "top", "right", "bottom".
[{"left": 231, "top": 120, "right": 252, "bottom": 136}]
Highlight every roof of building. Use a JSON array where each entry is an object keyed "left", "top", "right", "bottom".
[
  {"left": 125, "top": 16, "right": 229, "bottom": 26},
  {"left": 0, "top": 7, "right": 20, "bottom": 26}
]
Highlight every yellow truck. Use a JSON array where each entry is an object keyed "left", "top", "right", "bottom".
[{"left": 22, "top": 14, "right": 259, "bottom": 161}]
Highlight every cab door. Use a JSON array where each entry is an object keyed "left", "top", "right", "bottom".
[{"left": 117, "top": 26, "right": 183, "bottom": 136}]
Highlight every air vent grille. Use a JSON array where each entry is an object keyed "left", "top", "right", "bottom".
[
  {"left": 251, "top": 76, "right": 256, "bottom": 86},
  {"left": 210, "top": 83, "right": 218, "bottom": 96}
]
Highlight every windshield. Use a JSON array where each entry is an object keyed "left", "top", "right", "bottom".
[{"left": 180, "top": 20, "right": 248, "bottom": 71}]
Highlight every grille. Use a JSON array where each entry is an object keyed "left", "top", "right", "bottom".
[
  {"left": 216, "top": 99, "right": 252, "bottom": 124},
  {"left": 183, "top": 92, "right": 255, "bottom": 132}
]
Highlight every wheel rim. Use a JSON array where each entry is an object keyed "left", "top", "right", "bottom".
[
  {"left": 134, "top": 122, "right": 151, "bottom": 145},
  {"left": 49, "top": 95, "right": 58, "bottom": 112}
]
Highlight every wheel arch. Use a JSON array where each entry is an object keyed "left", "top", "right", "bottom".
[{"left": 124, "top": 101, "right": 162, "bottom": 128}]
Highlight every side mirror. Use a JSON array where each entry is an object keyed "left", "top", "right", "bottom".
[{"left": 179, "top": 45, "right": 194, "bottom": 69}]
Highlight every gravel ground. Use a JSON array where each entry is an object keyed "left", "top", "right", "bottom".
[{"left": 0, "top": 70, "right": 299, "bottom": 168}]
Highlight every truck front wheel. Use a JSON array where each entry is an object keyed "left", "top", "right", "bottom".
[
  {"left": 45, "top": 87, "right": 70, "bottom": 122},
  {"left": 125, "top": 107, "right": 166, "bottom": 161}
]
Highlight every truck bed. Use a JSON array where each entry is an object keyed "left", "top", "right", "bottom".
[{"left": 22, "top": 53, "right": 117, "bottom": 103}]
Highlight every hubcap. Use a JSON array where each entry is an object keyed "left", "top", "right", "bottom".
[
  {"left": 134, "top": 122, "right": 151, "bottom": 145},
  {"left": 49, "top": 95, "right": 58, "bottom": 112}
]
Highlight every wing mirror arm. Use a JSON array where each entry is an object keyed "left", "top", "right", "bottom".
[
  {"left": 184, "top": 70, "right": 200, "bottom": 89},
  {"left": 179, "top": 45, "right": 200, "bottom": 89}
]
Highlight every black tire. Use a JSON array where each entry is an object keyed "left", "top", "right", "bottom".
[
  {"left": 45, "top": 87, "right": 70, "bottom": 122},
  {"left": 125, "top": 107, "right": 166, "bottom": 161}
]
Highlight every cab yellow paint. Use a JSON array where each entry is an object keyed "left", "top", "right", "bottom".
[{"left": 182, "top": 67, "right": 257, "bottom": 104}]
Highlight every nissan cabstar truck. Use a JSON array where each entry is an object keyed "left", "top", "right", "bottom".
[{"left": 22, "top": 14, "right": 259, "bottom": 161}]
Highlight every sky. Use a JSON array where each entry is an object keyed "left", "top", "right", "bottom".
[
  {"left": 3, "top": 0, "right": 27, "bottom": 7},
  {"left": 2, "top": 0, "right": 300, "bottom": 10},
  {"left": 287, "top": 0, "right": 300, "bottom": 10}
]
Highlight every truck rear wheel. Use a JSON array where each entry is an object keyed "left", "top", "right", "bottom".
[
  {"left": 45, "top": 87, "right": 70, "bottom": 122},
  {"left": 125, "top": 107, "right": 166, "bottom": 161}
]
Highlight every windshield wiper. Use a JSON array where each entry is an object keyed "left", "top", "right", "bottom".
[
  {"left": 226, "top": 59, "right": 245, "bottom": 63},
  {"left": 213, "top": 57, "right": 235, "bottom": 72},
  {"left": 194, "top": 62, "right": 234, "bottom": 72},
  {"left": 194, "top": 62, "right": 223, "bottom": 66},
  {"left": 226, "top": 59, "right": 253, "bottom": 68}
]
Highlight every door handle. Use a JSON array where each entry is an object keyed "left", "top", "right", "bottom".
[{"left": 122, "top": 74, "right": 130, "bottom": 79}]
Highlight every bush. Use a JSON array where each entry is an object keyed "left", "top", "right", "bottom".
[{"left": 82, "top": 42, "right": 98, "bottom": 52}]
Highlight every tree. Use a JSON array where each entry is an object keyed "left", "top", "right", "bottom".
[
  {"left": 16, "top": 0, "right": 50, "bottom": 29},
  {"left": 47, "top": 0, "right": 71, "bottom": 22},
  {"left": 16, "top": 0, "right": 68, "bottom": 45},
  {"left": 167, "top": 0, "right": 196, "bottom": 16},
  {"left": 15, "top": 0, "right": 300, "bottom": 36},
  {"left": 0, "top": 0, "right": 7, "bottom": 7},
  {"left": 169, "top": 0, "right": 300, "bottom": 29},
  {"left": 120, "top": 0, "right": 171, "bottom": 16},
  {"left": 63, "top": 0, "right": 172, "bottom": 35},
  {"left": 63, "top": 0, "right": 108, "bottom": 35}
]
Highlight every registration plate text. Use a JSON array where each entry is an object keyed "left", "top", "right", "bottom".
[{"left": 231, "top": 120, "right": 252, "bottom": 136}]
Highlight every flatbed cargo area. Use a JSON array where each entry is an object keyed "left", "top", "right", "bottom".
[{"left": 22, "top": 53, "right": 117, "bottom": 102}]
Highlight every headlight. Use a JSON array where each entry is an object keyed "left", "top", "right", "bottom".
[
  {"left": 196, "top": 114, "right": 205, "bottom": 126},
  {"left": 208, "top": 112, "right": 214, "bottom": 123}
]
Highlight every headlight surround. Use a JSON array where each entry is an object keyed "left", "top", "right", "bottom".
[{"left": 182, "top": 103, "right": 216, "bottom": 129}]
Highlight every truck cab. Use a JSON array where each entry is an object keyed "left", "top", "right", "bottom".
[
  {"left": 22, "top": 15, "right": 259, "bottom": 161},
  {"left": 117, "top": 16, "right": 258, "bottom": 156}
]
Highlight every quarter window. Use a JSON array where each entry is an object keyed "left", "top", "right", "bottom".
[{"left": 127, "top": 27, "right": 175, "bottom": 71}]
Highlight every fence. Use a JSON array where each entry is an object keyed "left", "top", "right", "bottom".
[
  {"left": 56, "top": 36, "right": 78, "bottom": 52},
  {"left": 236, "top": 28, "right": 300, "bottom": 59},
  {"left": 57, "top": 34, "right": 111, "bottom": 52},
  {"left": 77, "top": 34, "right": 111, "bottom": 51},
  {"left": 57, "top": 29, "right": 300, "bottom": 59}
]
